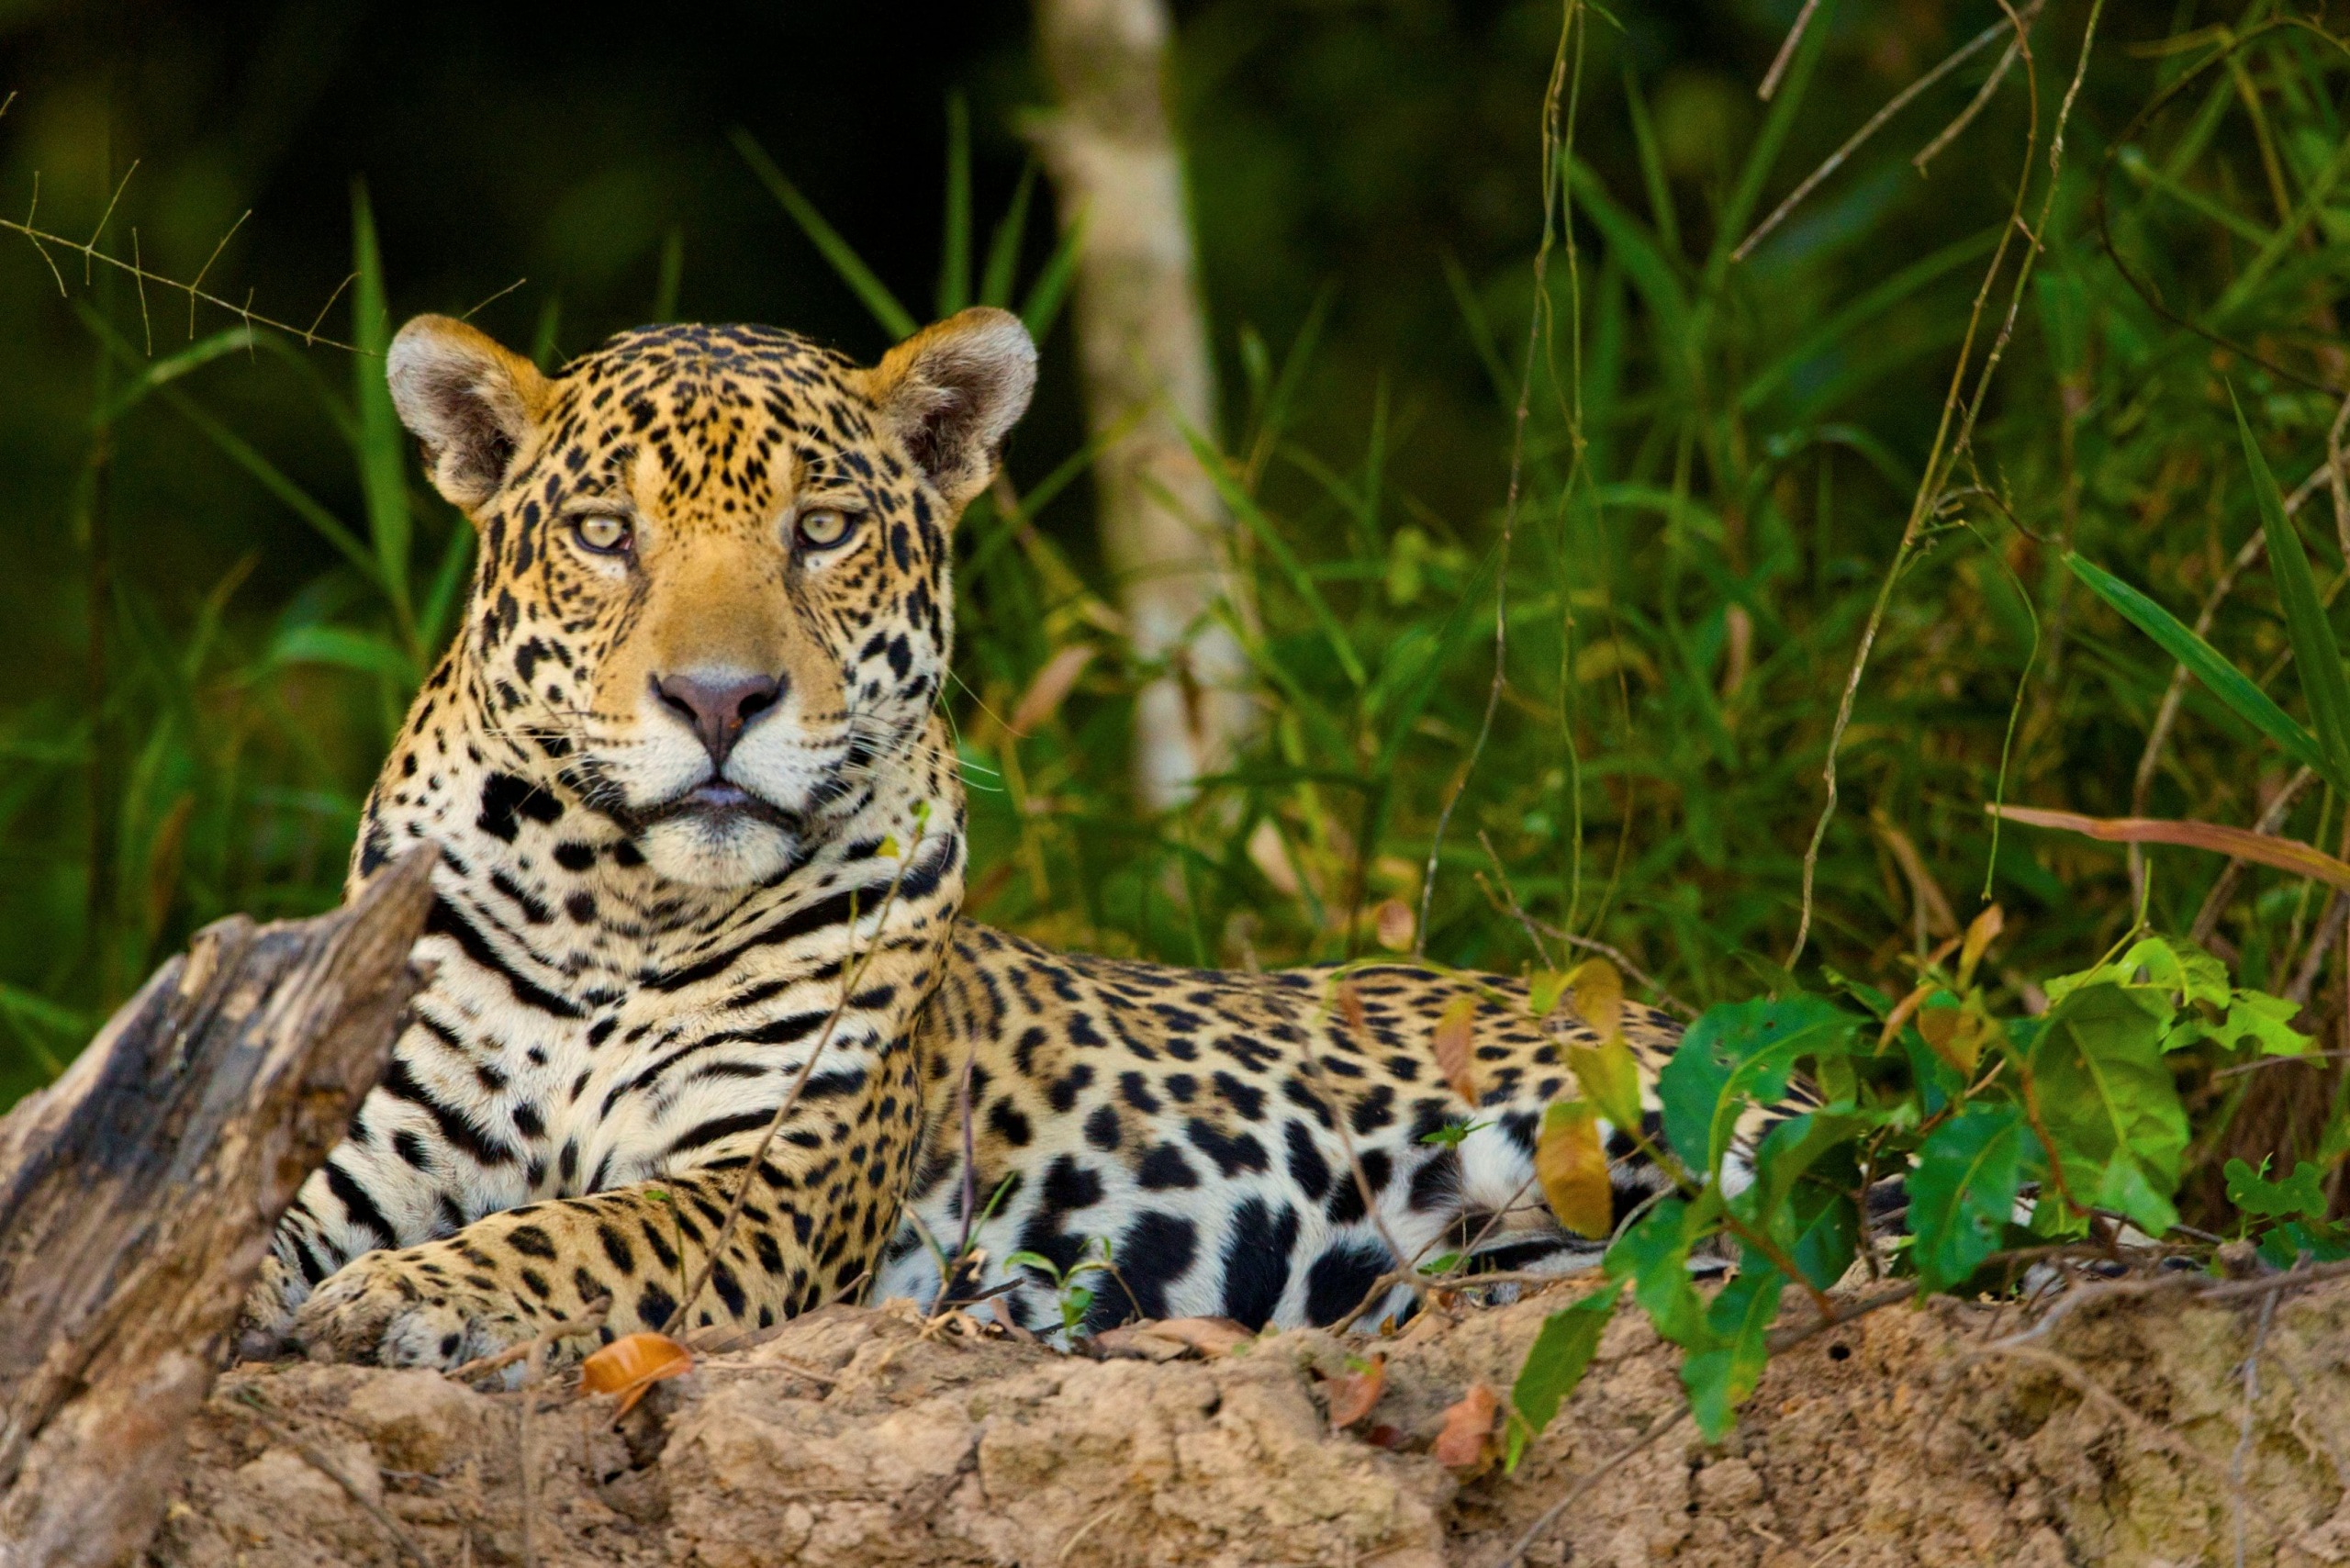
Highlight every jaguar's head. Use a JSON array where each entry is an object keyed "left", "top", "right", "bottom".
[{"left": 387, "top": 309, "right": 1035, "bottom": 888}]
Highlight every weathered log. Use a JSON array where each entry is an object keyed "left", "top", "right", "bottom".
[{"left": 0, "top": 848, "right": 433, "bottom": 1568}]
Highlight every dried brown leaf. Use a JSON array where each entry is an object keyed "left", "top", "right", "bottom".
[
  {"left": 1373, "top": 898, "right": 1416, "bottom": 951},
  {"left": 1337, "top": 980, "right": 1368, "bottom": 1034},
  {"left": 1326, "top": 1353, "right": 1387, "bottom": 1429},
  {"left": 1006, "top": 644, "right": 1095, "bottom": 736},
  {"left": 578, "top": 1330, "right": 693, "bottom": 1418},
  {"left": 1958, "top": 902, "right": 2005, "bottom": 989},
  {"left": 1988, "top": 804, "right": 2350, "bottom": 892},
  {"left": 1432, "top": 1382, "right": 1499, "bottom": 1471},
  {"left": 1434, "top": 994, "right": 1479, "bottom": 1106}
]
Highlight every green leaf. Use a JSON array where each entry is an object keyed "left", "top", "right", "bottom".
[
  {"left": 936, "top": 92, "right": 971, "bottom": 318},
  {"left": 2237, "top": 386, "right": 2350, "bottom": 792},
  {"left": 1785, "top": 1186, "right": 1859, "bottom": 1294},
  {"left": 269, "top": 623, "right": 420, "bottom": 685},
  {"left": 2118, "top": 936, "right": 2231, "bottom": 1012},
  {"left": 2257, "top": 1219, "right": 2350, "bottom": 1270},
  {"left": 1908, "top": 1103, "right": 2031, "bottom": 1292},
  {"left": 2064, "top": 552, "right": 2330, "bottom": 785},
  {"left": 732, "top": 129, "right": 918, "bottom": 340},
  {"left": 1508, "top": 1282, "right": 1621, "bottom": 1469},
  {"left": 978, "top": 163, "right": 1038, "bottom": 310},
  {"left": 2215, "top": 991, "right": 2311, "bottom": 1057},
  {"left": 1681, "top": 1256, "right": 1784, "bottom": 1441},
  {"left": 2226, "top": 1156, "right": 2328, "bottom": 1220},
  {"left": 1657, "top": 993, "right": 1861, "bottom": 1177},
  {"left": 2027, "top": 982, "right": 2188, "bottom": 1237},
  {"left": 1605, "top": 1195, "right": 1706, "bottom": 1346}
]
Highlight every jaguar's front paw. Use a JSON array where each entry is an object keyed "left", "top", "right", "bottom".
[{"left": 291, "top": 1248, "right": 532, "bottom": 1377}]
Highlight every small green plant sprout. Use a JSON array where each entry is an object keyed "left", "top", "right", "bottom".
[
  {"left": 1003, "top": 1237, "right": 1116, "bottom": 1340},
  {"left": 2225, "top": 1158, "right": 2350, "bottom": 1271},
  {"left": 1419, "top": 1117, "right": 1490, "bottom": 1149}
]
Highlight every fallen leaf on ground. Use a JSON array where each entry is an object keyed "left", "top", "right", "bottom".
[
  {"left": 1433, "top": 1382, "right": 1499, "bottom": 1472},
  {"left": 578, "top": 1331, "right": 693, "bottom": 1419},
  {"left": 1325, "top": 1353, "right": 1387, "bottom": 1429}
]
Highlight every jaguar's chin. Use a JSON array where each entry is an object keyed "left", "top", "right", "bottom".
[{"left": 634, "top": 795, "right": 806, "bottom": 889}]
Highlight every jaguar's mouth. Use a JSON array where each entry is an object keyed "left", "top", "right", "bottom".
[{"left": 635, "top": 780, "right": 805, "bottom": 834}]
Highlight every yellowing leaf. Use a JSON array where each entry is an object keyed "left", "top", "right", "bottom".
[
  {"left": 1372, "top": 898, "right": 1416, "bottom": 951},
  {"left": 1537, "top": 1101, "right": 1613, "bottom": 1239},
  {"left": 1564, "top": 958, "right": 1625, "bottom": 1043},
  {"left": 1325, "top": 1353, "right": 1386, "bottom": 1428},
  {"left": 1957, "top": 902, "right": 2005, "bottom": 990},
  {"left": 1434, "top": 995, "right": 1479, "bottom": 1105},
  {"left": 1432, "top": 1382, "right": 1499, "bottom": 1472},
  {"left": 1566, "top": 1033, "right": 1643, "bottom": 1139},
  {"left": 876, "top": 834, "right": 901, "bottom": 861},
  {"left": 1528, "top": 969, "right": 1568, "bottom": 1020}
]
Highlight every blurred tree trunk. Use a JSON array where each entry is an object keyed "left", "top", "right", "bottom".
[{"left": 1030, "top": 0, "right": 1253, "bottom": 812}]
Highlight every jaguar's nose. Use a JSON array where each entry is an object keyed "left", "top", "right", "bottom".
[{"left": 653, "top": 669, "right": 785, "bottom": 765}]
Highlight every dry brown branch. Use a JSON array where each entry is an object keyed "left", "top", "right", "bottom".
[{"left": 0, "top": 848, "right": 433, "bottom": 1568}]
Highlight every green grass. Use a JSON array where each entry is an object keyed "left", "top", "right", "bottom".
[{"left": 6, "top": 0, "right": 2350, "bottom": 1208}]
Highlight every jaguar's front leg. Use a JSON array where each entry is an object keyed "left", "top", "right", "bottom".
[{"left": 290, "top": 1154, "right": 878, "bottom": 1374}]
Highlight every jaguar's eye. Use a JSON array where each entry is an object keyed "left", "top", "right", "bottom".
[
  {"left": 796, "top": 507, "right": 856, "bottom": 550},
  {"left": 575, "top": 514, "right": 632, "bottom": 554}
]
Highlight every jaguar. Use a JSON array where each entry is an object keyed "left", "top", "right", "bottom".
[{"left": 245, "top": 306, "right": 1691, "bottom": 1371}]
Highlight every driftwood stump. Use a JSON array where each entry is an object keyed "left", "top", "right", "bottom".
[{"left": 0, "top": 848, "right": 432, "bottom": 1568}]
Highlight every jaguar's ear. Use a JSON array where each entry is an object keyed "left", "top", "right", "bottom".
[
  {"left": 863, "top": 307, "right": 1037, "bottom": 510},
  {"left": 386, "top": 315, "right": 554, "bottom": 512}
]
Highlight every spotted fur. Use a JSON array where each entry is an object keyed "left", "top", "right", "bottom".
[{"left": 247, "top": 308, "right": 1705, "bottom": 1372}]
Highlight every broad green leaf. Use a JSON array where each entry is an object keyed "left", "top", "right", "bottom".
[
  {"left": 1657, "top": 994, "right": 1860, "bottom": 1177},
  {"left": 2026, "top": 982, "right": 2188, "bottom": 1237},
  {"left": 1737, "top": 1109, "right": 1874, "bottom": 1238},
  {"left": 1785, "top": 1186, "right": 1859, "bottom": 1294},
  {"left": 2118, "top": 936, "right": 2231, "bottom": 1011},
  {"left": 1681, "top": 1256, "right": 1784, "bottom": 1441},
  {"left": 2238, "top": 386, "right": 2350, "bottom": 792},
  {"left": 1604, "top": 1195, "right": 1706, "bottom": 1346},
  {"left": 1507, "top": 1282, "right": 1621, "bottom": 1470},
  {"left": 2226, "top": 1157, "right": 2327, "bottom": 1220},
  {"left": 2064, "top": 552, "right": 2330, "bottom": 784},
  {"left": 2215, "top": 991, "right": 2311, "bottom": 1057},
  {"left": 1908, "top": 1103, "right": 2031, "bottom": 1292},
  {"left": 2257, "top": 1220, "right": 2350, "bottom": 1271}
]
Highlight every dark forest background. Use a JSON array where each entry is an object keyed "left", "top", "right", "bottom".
[{"left": 4, "top": 1, "right": 2344, "bottom": 1137}]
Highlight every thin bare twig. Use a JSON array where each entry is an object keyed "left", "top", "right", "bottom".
[
  {"left": 234, "top": 1396, "right": 436, "bottom": 1568},
  {"left": 1789, "top": 0, "right": 2101, "bottom": 968},
  {"left": 1756, "top": 0, "right": 1823, "bottom": 102},
  {"left": 660, "top": 820, "right": 932, "bottom": 1337},
  {"left": 1490, "top": 1407, "right": 1690, "bottom": 1568},
  {"left": 1735, "top": 6, "right": 2039, "bottom": 263},
  {"left": 445, "top": 1296, "right": 610, "bottom": 1385},
  {"left": 2232, "top": 1286, "right": 2279, "bottom": 1568},
  {"left": 1416, "top": 1, "right": 1580, "bottom": 957}
]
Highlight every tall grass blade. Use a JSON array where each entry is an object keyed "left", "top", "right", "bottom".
[
  {"left": 979, "top": 163, "right": 1038, "bottom": 309},
  {"left": 938, "top": 92, "right": 971, "bottom": 317},
  {"left": 2064, "top": 551, "right": 2330, "bottom": 784},
  {"left": 351, "top": 182, "right": 416, "bottom": 647},
  {"left": 733, "top": 128, "right": 918, "bottom": 340},
  {"left": 1018, "top": 210, "right": 1086, "bottom": 344},
  {"left": 2235, "top": 386, "right": 2350, "bottom": 791}
]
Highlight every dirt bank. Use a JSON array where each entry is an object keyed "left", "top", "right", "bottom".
[{"left": 151, "top": 1278, "right": 2350, "bottom": 1567}]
